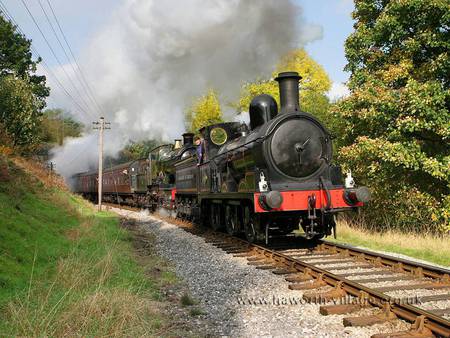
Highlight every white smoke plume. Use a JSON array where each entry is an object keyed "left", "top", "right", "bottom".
[{"left": 50, "top": 0, "right": 323, "bottom": 178}]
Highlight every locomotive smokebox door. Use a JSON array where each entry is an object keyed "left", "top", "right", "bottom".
[{"left": 268, "top": 115, "right": 330, "bottom": 179}]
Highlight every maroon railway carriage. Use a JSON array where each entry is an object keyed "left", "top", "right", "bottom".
[{"left": 73, "top": 159, "right": 151, "bottom": 206}]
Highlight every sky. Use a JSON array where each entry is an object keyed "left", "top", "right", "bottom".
[
  {"left": 299, "top": 0, "right": 355, "bottom": 82},
  {"left": 0, "top": 0, "right": 357, "bottom": 177},
  {"left": 1, "top": 0, "right": 355, "bottom": 109},
  {"left": 299, "top": 0, "right": 355, "bottom": 99}
]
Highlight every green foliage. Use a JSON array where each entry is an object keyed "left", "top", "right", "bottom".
[
  {"left": 0, "top": 75, "right": 43, "bottom": 148},
  {"left": 0, "top": 15, "right": 48, "bottom": 99},
  {"left": 180, "top": 293, "right": 196, "bottom": 307},
  {"left": 234, "top": 49, "right": 332, "bottom": 126},
  {"left": 39, "top": 109, "right": 84, "bottom": 146},
  {"left": 0, "top": 15, "right": 49, "bottom": 151},
  {"left": 186, "top": 89, "right": 223, "bottom": 132},
  {"left": 333, "top": 0, "right": 450, "bottom": 234},
  {"left": 107, "top": 139, "right": 161, "bottom": 165}
]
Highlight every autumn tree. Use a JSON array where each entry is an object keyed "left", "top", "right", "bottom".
[
  {"left": 0, "top": 14, "right": 49, "bottom": 150},
  {"left": 333, "top": 0, "right": 449, "bottom": 233},
  {"left": 234, "top": 49, "right": 332, "bottom": 125},
  {"left": 186, "top": 89, "right": 224, "bottom": 132}
]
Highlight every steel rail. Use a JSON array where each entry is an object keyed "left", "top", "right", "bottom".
[
  {"left": 105, "top": 203, "right": 450, "bottom": 336},
  {"left": 219, "top": 234, "right": 450, "bottom": 337},
  {"left": 319, "top": 240, "right": 450, "bottom": 280}
]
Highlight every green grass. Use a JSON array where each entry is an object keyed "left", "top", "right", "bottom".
[
  {"left": 0, "top": 159, "right": 192, "bottom": 336},
  {"left": 327, "top": 220, "right": 450, "bottom": 267},
  {"left": 180, "top": 293, "right": 197, "bottom": 307},
  {"left": 189, "top": 308, "right": 206, "bottom": 316},
  {"left": 0, "top": 168, "right": 78, "bottom": 306}
]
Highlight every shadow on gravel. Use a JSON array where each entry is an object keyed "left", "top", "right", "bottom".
[{"left": 140, "top": 216, "right": 298, "bottom": 337}]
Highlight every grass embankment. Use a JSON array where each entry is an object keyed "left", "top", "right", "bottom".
[
  {"left": 0, "top": 157, "right": 190, "bottom": 336},
  {"left": 329, "top": 219, "right": 450, "bottom": 267}
]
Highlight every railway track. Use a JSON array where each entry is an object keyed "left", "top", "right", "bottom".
[{"left": 107, "top": 203, "right": 450, "bottom": 337}]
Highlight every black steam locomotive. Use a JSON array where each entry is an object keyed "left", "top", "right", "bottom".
[{"left": 74, "top": 71, "right": 370, "bottom": 243}]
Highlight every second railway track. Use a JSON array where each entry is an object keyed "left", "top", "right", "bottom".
[{"left": 107, "top": 203, "right": 450, "bottom": 337}]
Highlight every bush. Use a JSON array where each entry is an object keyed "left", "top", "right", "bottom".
[{"left": 332, "top": 0, "right": 449, "bottom": 234}]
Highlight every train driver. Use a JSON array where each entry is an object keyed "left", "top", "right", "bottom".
[{"left": 194, "top": 135, "right": 205, "bottom": 166}]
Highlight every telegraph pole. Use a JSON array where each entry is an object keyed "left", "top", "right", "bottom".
[
  {"left": 93, "top": 117, "right": 110, "bottom": 211},
  {"left": 47, "top": 161, "right": 55, "bottom": 183}
]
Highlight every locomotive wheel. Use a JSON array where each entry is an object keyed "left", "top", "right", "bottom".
[
  {"left": 225, "top": 205, "right": 237, "bottom": 235},
  {"left": 244, "top": 219, "right": 257, "bottom": 243},
  {"left": 243, "top": 206, "right": 257, "bottom": 243},
  {"left": 210, "top": 204, "right": 223, "bottom": 231}
]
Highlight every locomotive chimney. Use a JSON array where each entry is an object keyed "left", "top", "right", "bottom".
[
  {"left": 182, "top": 132, "right": 194, "bottom": 145},
  {"left": 275, "top": 71, "right": 302, "bottom": 114}
]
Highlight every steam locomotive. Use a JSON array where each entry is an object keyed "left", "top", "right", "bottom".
[{"left": 73, "top": 71, "right": 370, "bottom": 243}]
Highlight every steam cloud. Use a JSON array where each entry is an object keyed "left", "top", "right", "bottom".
[{"left": 49, "top": 0, "right": 323, "bottom": 178}]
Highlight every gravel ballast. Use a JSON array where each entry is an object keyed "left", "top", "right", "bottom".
[{"left": 113, "top": 208, "right": 416, "bottom": 337}]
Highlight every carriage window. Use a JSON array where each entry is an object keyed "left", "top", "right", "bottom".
[{"left": 210, "top": 127, "right": 227, "bottom": 145}]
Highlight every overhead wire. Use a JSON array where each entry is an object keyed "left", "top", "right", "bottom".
[
  {"left": 0, "top": 0, "right": 95, "bottom": 122},
  {"left": 0, "top": 1, "right": 131, "bottom": 178},
  {"left": 44, "top": 0, "right": 106, "bottom": 117},
  {"left": 32, "top": 0, "right": 133, "bottom": 153},
  {"left": 0, "top": 1, "right": 96, "bottom": 170},
  {"left": 19, "top": 0, "right": 93, "bottom": 114},
  {"left": 37, "top": 0, "right": 104, "bottom": 116}
]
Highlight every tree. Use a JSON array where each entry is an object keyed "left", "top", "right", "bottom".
[
  {"left": 108, "top": 139, "right": 161, "bottom": 165},
  {"left": 186, "top": 89, "right": 223, "bottom": 132},
  {"left": 39, "top": 109, "right": 83, "bottom": 146},
  {"left": 234, "top": 49, "right": 332, "bottom": 125},
  {"left": 0, "top": 75, "right": 42, "bottom": 148},
  {"left": 0, "top": 15, "right": 48, "bottom": 102},
  {"left": 333, "top": 0, "right": 449, "bottom": 233},
  {"left": 0, "top": 15, "right": 49, "bottom": 150}
]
